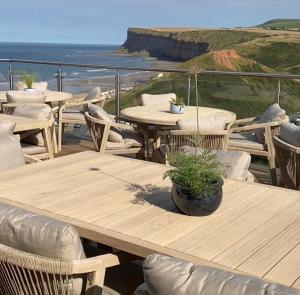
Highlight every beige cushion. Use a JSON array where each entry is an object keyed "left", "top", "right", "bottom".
[
  {"left": 15, "top": 81, "right": 48, "bottom": 91},
  {"left": 6, "top": 91, "right": 46, "bottom": 103},
  {"left": 85, "top": 86, "right": 102, "bottom": 101},
  {"left": 280, "top": 122, "right": 300, "bottom": 148},
  {"left": 229, "top": 133, "right": 266, "bottom": 151},
  {"left": 0, "top": 119, "right": 15, "bottom": 135},
  {"left": 0, "top": 203, "right": 86, "bottom": 260},
  {"left": 0, "top": 135, "right": 25, "bottom": 171},
  {"left": 176, "top": 116, "right": 227, "bottom": 131},
  {"left": 140, "top": 93, "right": 176, "bottom": 107},
  {"left": 256, "top": 103, "right": 287, "bottom": 143},
  {"left": 13, "top": 104, "right": 53, "bottom": 146},
  {"left": 138, "top": 254, "right": 300, "bottom": 295},
  {"left": 21, "top": 143, "right": 47, "bottom": 155},
  {"left": 106, "top": 131, "right": 143, "bottom": 150},
  {"left": 88, "top": 104, "right": 123, "bottom": 143}
]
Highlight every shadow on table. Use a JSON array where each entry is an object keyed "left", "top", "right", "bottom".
[{"left": 127, "top": 183, "right": 176, "bottom": 211}]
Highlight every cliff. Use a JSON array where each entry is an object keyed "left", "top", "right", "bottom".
[{"left": 121, "top": 28, "right": 265, "bottom": 62}]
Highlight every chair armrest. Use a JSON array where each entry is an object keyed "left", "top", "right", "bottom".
[
  {"left": 232, "top": 121, "right": 279, "bottom": 133},
  {"left": 72, "top": 254, "right": 120, "bottom": 274}
]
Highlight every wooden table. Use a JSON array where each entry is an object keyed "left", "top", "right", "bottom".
[
  {"left": 0, "top": 90, "right": 72, "bottom": 104},
  {"left": 121, "top": 106, "right": 236, "bottom": 157},
  {"left": 121, "top": 106, "right": 236, "bottom": 127},
  {"left": 0, "top": 114, "right": 54, "bottom": 158},
  {"left": 0, "top": 151, "right": 300, "bottom": 288}
]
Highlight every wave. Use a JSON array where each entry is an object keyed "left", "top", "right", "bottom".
[{"left": 86, "top": 69, "right": 107, "bottom": 73}]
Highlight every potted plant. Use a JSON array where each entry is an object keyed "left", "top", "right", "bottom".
[
  {"left": 164, "top": 151, "right": 223, "bottom": 216},
  {"left": 170, "top": 97, "right": 185, "bottom": 114},
  {"left": 20, "top": 71, "right": 37, "bottom": 92}
]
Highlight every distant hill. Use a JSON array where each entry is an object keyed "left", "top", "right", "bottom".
[
  {"left": 106, "top": 27, "right": 300, "bottom": 118},
  {"left": 258, "top": 19, "right": 300, "bottom": 30}
]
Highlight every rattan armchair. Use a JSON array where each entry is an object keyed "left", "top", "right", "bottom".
[
  {"left": 84, "top": 112, "right": 145, "bottom": 157},
  {"left": 0, "top": 242, "right": 119, "bottom": 295},
  {"left": 228, "top": 116, "right": 287, "bottom": 185},
  {"left": 273, "top": 136, "right": 300, "bottom": 190},
  {"left": 58, "top": 89, "right": 106, "bottom": 151}
]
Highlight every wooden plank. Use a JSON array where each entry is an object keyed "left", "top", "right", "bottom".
[
  {"left": 213, "top": 200, "right": 300, "bottom": 269},
  {"left": 238, "top": 219, "right": 300, "bottom": 278},
  {"left": 265, "top": 242, "right": 300, "bottom": 287}
]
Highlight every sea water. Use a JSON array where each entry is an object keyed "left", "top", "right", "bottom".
[{"left": 0, "top": 42, "right": 157, "bottom": 92}]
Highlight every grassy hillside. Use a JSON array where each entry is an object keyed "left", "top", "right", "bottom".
[
  {"left": 258, "top": 19, "right": 300, "bottom": 29},
  {"left": 106, "top": 27, "right": 300, "bottom": 118}
]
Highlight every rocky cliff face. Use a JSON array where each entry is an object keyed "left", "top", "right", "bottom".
[{"left": 122, "top": 29, "right": 210, "bottom": 61}]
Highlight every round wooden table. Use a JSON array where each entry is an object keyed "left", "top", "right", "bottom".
[
  {"left": 121, "top": 105, "right": 236, "bottom": 126},
  {"left": 121, "top": 106, "right": 236, "bottom": 159},
  {"left": 0, "top": 90, "right": 73, "bottom": 103}
]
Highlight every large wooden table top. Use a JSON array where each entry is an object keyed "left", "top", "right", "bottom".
[
  {"left": 0, "top": 151, "right": 300, "bottom": 288},
  {"left": 121, "top": 106, "right": 236, "bottom": 126},
  {"left": 0, "top": 90, "right": 72, "bottom": 103},
  {"left": 0, "top": 114, "right": 51, "bottom": 132}
]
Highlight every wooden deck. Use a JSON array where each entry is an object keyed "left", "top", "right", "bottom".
[{"left": 1, "top": 152, "right": 299, "bottom": 288}]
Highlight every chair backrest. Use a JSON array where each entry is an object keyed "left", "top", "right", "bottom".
[
  {"left": 139, "top": 93, "right": 176, "bottom": 107},
  {"left": 6, "top": 91, "right": 46, "bottom": 104},
  {"left": 274, "top": 136, "right": 300, "bottom": 190},
  {"left": 15, "top": 81, "right": 48, "bottom": 91},
  {"left": 84, "top": 111, "right": 109, "bottom": 153},
  {"left": 136, "top": 254, "right": 300, "bottom": 295},
  {"left": 84, "top": 87, "right": 106, "bottom": 108}
]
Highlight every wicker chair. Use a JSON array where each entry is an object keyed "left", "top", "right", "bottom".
[
  {"left": 84, "top": 112, "right": 145, "bottom": 157},
  {"left": 0, "top": 242, "right": 119, "bottom": 295},
  {"left": 273, "top": 136, "right": 300, "bottom": 190},
  {"left": 58, "top": 87, "right": 106, "bottom": 151}
]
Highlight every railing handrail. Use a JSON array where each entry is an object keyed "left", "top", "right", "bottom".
[{"left": 1, "top": 58, "right": 300, "bottom": 79}]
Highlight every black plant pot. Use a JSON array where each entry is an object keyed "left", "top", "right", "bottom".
[{"left": 171, "top": 179, "right": 223, "bottom": 216}]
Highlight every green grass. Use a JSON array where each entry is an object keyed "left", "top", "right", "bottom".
[{"left": 258, "top": 19, "right": 300, "bottom": 29}]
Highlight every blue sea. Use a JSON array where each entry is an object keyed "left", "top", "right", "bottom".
[{"left": 0, "top": 42, "right": 163, "bottom": 92}]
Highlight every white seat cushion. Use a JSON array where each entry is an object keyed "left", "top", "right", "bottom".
[
  {"left": 21, "top": 143, "right": 47, "bottom": 155},
  {"left": 280, "top": 122, "right": 300, "bottom": 148},
  {"left": 0, "top": 119, "right": 15, "bottom": 135},
  {"left": 140, "top": 93, "right": 176, "bottom": 107},
  {"left": 256, "top": 103, "right": 287, "bottom": 143},
  {"left": 106, "top": 130, "right": 143, "bottom": 150},
  {"left": 229, "top": 133, "right": 266, "bottom": 151},
  {"left": 6, "top": 91, "right": 46, "bottom": 103},
  {"left": 176, "top": 116, "right": 227, "bottom": 131},
  {"left": 62, "top": 109, "right": 85, "bottom": 121}
]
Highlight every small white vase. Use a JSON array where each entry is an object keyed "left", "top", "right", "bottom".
[
  {"left": 24, "top": 88, "right": 37, "bottom": 93},
  {"left": 170, "top": 103, "right": 185, "bottom": 114}
]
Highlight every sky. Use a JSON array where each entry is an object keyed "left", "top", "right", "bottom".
[{"left": 0, "top": 0, "right": 299, "bottom": 45}]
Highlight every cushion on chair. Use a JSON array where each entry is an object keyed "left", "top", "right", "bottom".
[
  {"left": 106, "top": 131, "right": 143, "bottom": 150},
  {"left": 13, "top": 104, "right": 53, "bottom": 146},
  {"left": 229, "top": 133, "right": 266, "bottom": 151},
  {"left": 136, "top": 254, "right": 300, "bottom": 295},
  {"left": 0, "top": 135, "right": 25, "bottom": 171},
  {"left": 62, "top": 109, "right": 85, "bottom": 121},
  {"left": 140, "top": 93, "right": 176, "bottom": 107},
  {"left": 256, "top": 103, "right": 287, "bottom": 143},
  {"left": 0, "top": 203, "right": 86, "bottom": 260},
  {"left": 15, "top": 81, "right": 48, "bottom": 92},
  {"left": 176, "top": 116, "right": 227, "bottom": 131},
  {"left": 0, "top": 119, "right": 15, "bottom": 135},
  {"left": 280, "top": 122, "right": 300, "bottom": 148},
  {"left": 6, "top": 91, "right": 46, "bottom": 103},
  {"left": 88, "top": 104, "right": 123, "bottom": 143},
  {"left": 85, "top": 86, "right": 102, "bottom": 101}
]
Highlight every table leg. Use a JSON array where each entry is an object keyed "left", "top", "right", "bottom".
[
  {"left": 153, "top": 126, "right": 161, "bottom": 150},
  {"left": 42, "top": 127, "right": 54, "bottom": 159}
]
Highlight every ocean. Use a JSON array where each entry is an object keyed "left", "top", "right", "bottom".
[{"left": 0, "top": 42, "right": 166, "bottom": 93}]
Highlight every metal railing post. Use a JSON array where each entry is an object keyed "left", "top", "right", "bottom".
[
  {"left": 187, "top": 75, "right": 191, "bottom": 106},
  {"left": 56, "top": 67, "right": 64, "bottom": 92},
  {"left": 275, "top": 80, "right": 281, "bottom": 104},
  {"left": 8, "top": 63, "right": 14, "bottom": 90},
  {"left": 115, "top": 70, "right": 121, "bottom": 118}
]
